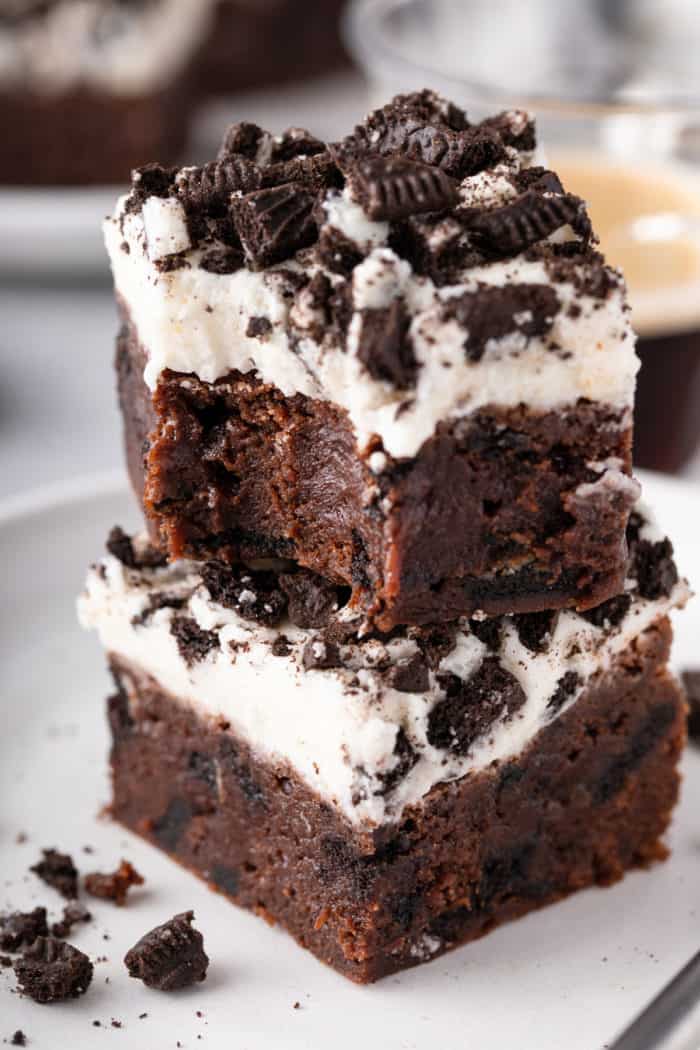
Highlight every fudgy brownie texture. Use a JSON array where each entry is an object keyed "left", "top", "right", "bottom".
[
  {"left": 198, "top": 0, "right": 348, "bottom": 96},
  {"left": 118, "top": 318, "right": 634, "bottom": 629},
  {"left": 108, "top": 619, "right": 684, "bottom": 983},
  {"left": 1, "top": 82, "right": 193, "bottom": 186}
]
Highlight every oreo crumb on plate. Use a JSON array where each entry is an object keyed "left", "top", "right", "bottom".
[
  {"left": 0, "top": 908, "right": 49, "bottom": 952},
  {"left": 30, "top": 849, "right": 79, "bottom": 899},
  {"left": 124, "top": 912, "right": 209, "bottom": 990},
  {"left": 10, "top": 1033, "right": 27, "bottom": 1047},
  {"left": 51, "top": 903, "right": 92, "bottom": 939},
  {"left": 13, "top": 937, "right": 93, "bottom": 1003},
  {"left": 84, "top": 860, "right": 144, "bottom": 906}
]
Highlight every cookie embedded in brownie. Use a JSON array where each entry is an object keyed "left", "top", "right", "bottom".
[
  {"left": 0, "top": 1, "right": 214, "bottom": 186},
  {"left": 77, "top": 507, "right": 688, "bottom": 982},
  {"left": 107, "top": 91, "right": 640, "bottom": 628}
]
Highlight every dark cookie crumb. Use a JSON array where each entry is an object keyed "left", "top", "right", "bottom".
[
  {"left": 124, "top": 912, "right": 208, "bottom": 991},
  {"left": 444, "top": 283, "right": 560, "bottom": 362},
  {"left": 14, "top": 937, "right": 93, "bottom": 1003},
  {"left": 170, "top": 617, "right": 220, "bottom": 667},
  {"left": 389, "top": 654, "right": 430, "bottom": 693},
  {"left": 0, "top": 955, "right": 13, "bottom": 967},
  {"left": 356, "top": 300, "right": 417, "bottom": 388},
  {"left": 201, "top": 562, "right": 287, "bottom": 628},
  {"left": 634, "top": 538, "right": 679, "bottom": 601},
  {"left": 547, "top": 671, "right": 581, "bottom": 714},
  {"left": 582, "top": 593, "right": 632, "bottom": 630},
  {"left": 10, "top": 1032, "right": 27, "bottom": 1047},
  {"left": 85, "top": 860, "right": 144, "bottom": 907},
  {"left": 106, "top": 526, "right": 166, "bottom": 570},
  {"left": 51, "top": 903, "right": 92, "bottom": 939},
  {"left": 302, "top": 636, "right": 341, "bottom": 671},
  {"left": 0, "top": 908, "right": 49, "bottom": 952},
  {"left": 271, "top": 635, "right": 291, "bottom": 657},
  {"left": 428, "top": 658, "right": 526, "bottom": 755},
  {"left": 348, "top": 155, "right": 458, "bottom": 221},
  {"left": 279, "top": 571, "right": 341, "bottom": 629},
  {"left": 512, "top": 610, "right": 557, "bottom": 653},
  {"left": 246, "top": 316, "right": 273, "bottom": 340},
  {"left": 30, "top": 850, "right": 79, "bottom": 899}
]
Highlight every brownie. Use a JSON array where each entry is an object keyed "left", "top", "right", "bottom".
[
  {"left": 107, "top": 622, "right": 684, "bottom": 982},
  {"left": 106, "top": 92, "right": 639, "bottom": 627},
  {"left": 198, "top": 0, "right": 349, "bottom": 96},
  {"left": 78, "top": 508, "right": 686, "bottom": 981}
]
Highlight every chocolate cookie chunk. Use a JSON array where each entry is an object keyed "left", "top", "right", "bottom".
[
  {"left": 428, "top": 658, "right": 526, "bottom": 755},
  {"left": 0, "top": 908, "right": 48, "bottom": 952},
  {"left": 14, "top": 937, "right": 93, "bottom": 1003},
  {"left": 348, "top": 156, "right": 458, "bottom": 221},
  {"left": 356, "top": 300, "right": 417, "bottom": 388},
  {"left": 170, "top": 617, "right": 220, "bottom": 667},
  {"left": 233, "top": 183, "right": 317, "bottom": 269},
  {"left": 51, "top": 903, "right": 92, "bottom": 940},
  {"left": 445, "top": 283, "right": 560, "bottom": 362},
  {"left": 30, "top": 849, "right": 79, "bottom": 900},
  {"left": 279, "top": 571, "right": 340, "bottom": 629},
  {"left": 124, "top": 912, "right": 208, "bottom": 991}
]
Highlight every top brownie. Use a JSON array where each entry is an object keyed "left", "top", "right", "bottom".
[{"left": 106, "top": 91, "right": 640, "bottom": 629}]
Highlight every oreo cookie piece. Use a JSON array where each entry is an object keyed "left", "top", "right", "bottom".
[
  {"left": 217, "top": 122, "right": 273, "bottom": 162},
  {"left": 445, "top": 283, "right": 560, "bottom": 362},
  {"left": 546, "top": 671, "right": 581, "bottom": 714},
  {"left": 480, "top": 110, "right": 536, "bottom": 152},
  {"left": 14, "top": 937, "right": 93, "bottom": 1003},
  {"left": 106, "top": 526, "right": 167, "bottom": 570},
  {"left": 270, "top": 127, "right": 327, "bottom": 163},
  {"left": 389, "top": 653, "right": 430, "bottom": 693},
  {"left": 462, "top": 190, "right": 591, "bottom": 258},
  {"left": 170, "top": 617, "right": 220, "bottom": 667},
  {"left": 30, "top": 849, "right": 79, "bottom": 900},
  {"left": 302, "top": 636, "right": 341, "bottom": 671},
  {"left": 375, "top": 728, "right": 418, "bottom": 795},
  {"left": 582, "top": 593, "right": 632, "bottom": 630},
  {"left": 512, "top": 610, "right": 557, "bottom": 653},
  {"left": 356, "top": 300, "right": 418, "bottom": 388},
  {"left": 124, "top": 912, "right": 209, "bottom": 991},
  {"left": 348, "top": 156, "right": 458, "bottom": 221},
  {"left": 279, "top": 571, "right": 341, "bottom": 629},
  {"left": 200, "top": 563, "right": 287, "bottom": 627},
  {"left": 428, "top": 658, "right": 526, "bottom": 755},
  {"left": 50, "top": 903, "right": 92, "bottom": 940},
  {"left": 200, "top": 245, "right": 245, "bottom": 274},
  {"left": 232, "top": 183, "right": 317, "bottom": 269},
  {"left": 177, "top": 159, "right": 261, "bottom": 220},
  {"left": 0, "top": 908, "right": 49, "bottom": 952},
  {"left": 633, "top": 539, "right": 679, "bottom": 601}
]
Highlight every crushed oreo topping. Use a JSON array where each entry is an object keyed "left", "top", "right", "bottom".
[
  {"left": 85, "top": 860, "right": 144, "bottom": 907},
  {"left": 233, "top": 183, "right": 317, "bottom": 270},
  {"left": 200, "top": 562, "right": 287, "bottom": 627},
  {"left": 462, "top": 190, "right": 590, "bottom": 258},
  {"left": 633, "top": 538, "right": 679, "bottom": 601},
  {"left": 302, "top": 635, "right": 341, "bottom": 671},
  {"left": 428, "top": 658, "right": 526, "bottom": 755},
  {"left": 546, "top": 671, "right": 581, "bottom": 714},
  {"left": 0, "top": 908, "right": 48, "bottom": 953},
  {"left": 124, "top": 912, "right": 208, "bottom": 991},
  {"left": 279, "top": 571, "right": 341, "bottom": 629},
  {"left": 375, "top": 728, "right": 419, "bottom": 795},
  {"left": 30, "top": 850, "right": 79, "bottom": 900},
  {"left": 106, "top": 526, "right": 166, "bottom": 570},
  {"left": 246, "top": 315, "right": 273, "bottom": 340},
  {"left": 389, "top": 653, "right": 430, "bottom": 693},
  {"left": 13, "top": 938, "right": 93, "bottom": 1003},
  {"left": 348, "top": 156, "right": 458, "bottom": 221},
  {"left": 200, "top": 245, "right": 244, "bottom": 274},
  {"left": 170, "top": 617, "right": 220, "bottom": 666},
  {"left": 468, "top": 616, "right": 503, "bottom": 651},
  {"left": 582, "top": 593, "right": 632, "bottom": 630},
  {"left": 356, "top": 300, "right": 418, "bottom": 388},
  {"left": 512, "top": 610, "right": 557, "bottom": 653},
  {"left": 51, "top": 904, "right": 92, "bottom": 940},
  {"left": 445, "top": 283, "right": 560, "bottom": 362}
]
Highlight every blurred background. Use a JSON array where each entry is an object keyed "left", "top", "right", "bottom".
[{"left": 2, "top": 0, "right": 700, "bottom": 503}]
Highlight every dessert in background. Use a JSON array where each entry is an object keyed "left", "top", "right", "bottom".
[
  {"left": 0, "top": 0, "right": 212, "bottom": 186},
  {"left": 79, "top": 509, "right": 687, "bottom": 982},
  {"left": 107, "top": 93, "right": 640, "bottom": 628},
  {"left": 199, "top": 0, "right": 349, "bottom": 97}
]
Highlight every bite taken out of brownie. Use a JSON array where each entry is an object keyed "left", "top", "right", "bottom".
[
  {"left": 79, "top": 506, "right": 687, "bottom": 982},
  {"left": 107, "top": 91, "right": 641, "bottom": 629}
]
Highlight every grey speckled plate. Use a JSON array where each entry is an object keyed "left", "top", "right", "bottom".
[{"left": 1, "top": 470, "right": 699, "bottom": 1050}]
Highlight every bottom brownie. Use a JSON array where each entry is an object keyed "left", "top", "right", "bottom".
[{"left": 108, "top": 619, "right": 684, "bottom": 983}]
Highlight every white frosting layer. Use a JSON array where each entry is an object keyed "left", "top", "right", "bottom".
[
  {"left": 0, "top": 1, "right": 212, "bottom": 93},
  {"left": 106, "top": 187, "right": 639, "bottom": 460},
  {"left": 78, "top": 517, "right": 686, "bottom": 829}
]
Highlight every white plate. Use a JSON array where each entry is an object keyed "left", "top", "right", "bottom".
[{"left": 1, "top": 470, "right": 698, "bottom": 1050}]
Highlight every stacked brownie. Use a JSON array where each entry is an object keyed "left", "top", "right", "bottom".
[{"left": 81, "top": 92, "right": 688, "bottom": 982}]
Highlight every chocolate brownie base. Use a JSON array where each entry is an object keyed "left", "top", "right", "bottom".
[
  {"left": 108, "top": 618, "right": 684, "bottom": 983},
  {"left": 1, "top": 80, "right": 193, "bottom": 187},
  {"left": 117, "top": 316, "right": 634, "bottom": 629},
  {"left": 198, "top": 0, "right": 348, "bottom": 97}
]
